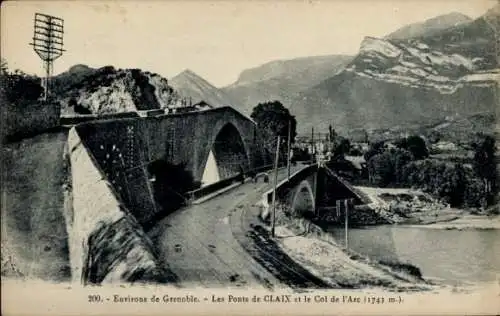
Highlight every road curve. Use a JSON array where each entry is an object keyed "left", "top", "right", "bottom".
[{"left": 148, "top": 164, "right": 329, "bottom": 290}]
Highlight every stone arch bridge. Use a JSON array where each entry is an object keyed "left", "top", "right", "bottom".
[
  {"left": 259, "top": 164, "right": 369, "bottom": 223},
  {"left": 74, "top": 106, "right": 272, "bottom": 226}
]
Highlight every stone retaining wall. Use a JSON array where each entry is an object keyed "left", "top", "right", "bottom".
[{"left": 66, "top": 128, "right": 166, "bottom": 284}]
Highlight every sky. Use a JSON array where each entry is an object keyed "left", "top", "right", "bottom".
[{"left": 1, "top": 0, "right": 494, "bottom": 87}]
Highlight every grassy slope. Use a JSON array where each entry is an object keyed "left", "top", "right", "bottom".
[{"left": 1, "top": 130, "right": 71, "bottom": 281}]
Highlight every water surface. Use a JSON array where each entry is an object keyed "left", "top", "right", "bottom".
[{"left": 326, "top": 225, "right": 500, "bottom": 284}]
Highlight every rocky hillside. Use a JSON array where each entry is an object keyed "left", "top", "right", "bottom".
[
  {"left": 169, "top": 69, "right": 236, "bottom": 107},
  {"left": 52, "top": 65, "right": 182, "bottom": 115},
  {"left": 290, "top": 4, "right": 499, "bottom": 134},
  {"left": 363, "top": 111, "right": 497, "bottom": 145},
  {"left": 425, "top": 111, "right": 497, "bottom": 144},
  {"left": 222, "top": 55, "right": 352, "bottom": 115},
  {"left": 386, "top": 12, "right": 472, "bottom": 40}
]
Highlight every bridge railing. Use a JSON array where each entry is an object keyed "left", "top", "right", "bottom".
[
  {"left": 185, "top": 163, "right": 279, "bottom": 202},
  {"left": 185, "top": 174, "right": 244, "bottom": 202},
  {"left": 61, "top": 112, "right": 140, "bottom": 125},
  {"left": 263, "top": 163, "right": 318, "bottom": 200}
]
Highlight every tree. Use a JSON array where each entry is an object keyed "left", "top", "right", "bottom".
[
  {"left": 0, "top": 60, "right": 42, "bottom": 103},
  {"left": 364, "top": 141, "right": 385, "bottom": 162},
  {"left": 367, "top": 152, "right": 394, "bottom": 186},
  {"left": 472, "top": 134, "right": 497, "bottom": 196},
  {"left": 391, "top": 148, "right": 414, "bottom": 183},
  {"left": 437, "top": 163, "right": 466, "bottom": 207},
  {"left": 464, "top": 176, "right": 487, "bottom": 208},
  {"left": 396, "top": 135, "right": 429, "bottom": 160},
  {"left": 250, "top": 101, "right": 297, "bottom": 158},
  {"left": 328, "top": 124, "right": 336, "bottom": 142},
  {"left": 1, "top": 60, "right": 45, "bottom": 140},
  {"left": 367, "top": 148, "right": 413, "bottom": 186},
  {"left": 333, "top": 137, "right": 351, "bottom": 159}
]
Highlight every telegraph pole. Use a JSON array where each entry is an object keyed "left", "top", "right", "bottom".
[
  {"left": 344, "top": 199, "right": 349, "bottom": 251},
  {"left": 311, "top": 127, "right": 314, "bottom": 164},
  {"left": 287, "top": 120, "right": 292, "bottom": 180},
  {"left": 30, "top": 13, "right": 65, "bottom": 101},
  {"left": 271, "top": 135, "right": 281, "bottom": 238}
]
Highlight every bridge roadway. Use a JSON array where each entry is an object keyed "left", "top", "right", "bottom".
[{"left": 148, "top": 163, "right": 329, "bottom": 290}]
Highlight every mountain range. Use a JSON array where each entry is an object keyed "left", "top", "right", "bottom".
[
  {"left": 287, "top": 4, "right": 499, "bottom": 134},
  {"left": 193, "top": 6, "right": 498, "bottom": 135},
  {"left": 220, "top": 55, "right": 353, "bottom": 115},
  {"left": 51, "top": 3, "right": 498, "bottom": 139}
]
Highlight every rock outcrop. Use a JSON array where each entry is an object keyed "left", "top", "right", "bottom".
[
  {"left": 286, "top": 4, "right": 499, "bottom": 134},
  {"left": 53, "top": 66, "right": 182, "bottom": 115}
]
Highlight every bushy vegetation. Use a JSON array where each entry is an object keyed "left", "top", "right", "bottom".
[
  {"left": 472, "top": 134, "right": 497, "bottom": 196},
  {"left": 1, "top": 59, "right": 42, "bottom": 103},
  {"left": 367, "top": 148, "right": 413, "bottom": 187},
  {"left": 401, "top": 159, "right": 482, "bottom": 207},
  {"left": 394, "top": 135, "right": 429, "bottom": 160},
  {"left": 51, "top": 65, "right": 113, "bottom": 97},
  {"left": 362, "top": 134, "right": 497, "bottom": 209},
  {"left": 1, "top": 59, "right": 60, "bottom": 141},
  {"left": 129, "top": 69, "right": 161, "bottom": 110}
]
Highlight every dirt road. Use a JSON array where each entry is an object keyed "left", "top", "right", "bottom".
[{"left": 148, "top": 164, "right": 329, "bottom": 289}]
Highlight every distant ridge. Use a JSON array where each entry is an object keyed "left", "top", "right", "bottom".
[
  {"left": 386, "top": 12, "right": 472, "bottom": 40},
  {"left": 222, "top": 54, "right": 352, "bottom": 115},
  {"left": 169, "top": 69, "right": 237, "bottom": 107}
]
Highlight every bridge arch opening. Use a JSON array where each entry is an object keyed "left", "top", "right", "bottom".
[
  {"left": 201, "top": 123, "right": 250, "bottom": 187},
  {"left": 291, "top": 180, "right": 315, "bottom": 217}
]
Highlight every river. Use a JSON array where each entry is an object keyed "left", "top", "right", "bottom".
[{"left": 326, "top": 225, "right": 500, "bottom": 285}]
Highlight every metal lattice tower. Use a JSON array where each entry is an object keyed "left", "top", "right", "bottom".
[{"left": 30, "top": 13, "right": 65, "bottom": 101}]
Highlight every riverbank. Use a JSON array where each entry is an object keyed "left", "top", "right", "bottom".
[
  {"left": 353, "top": 186, "right": 499, "bottom": 227},
  {"left": 408, "top": 214, "right": 500, "bottom": 230},
  {"left": 273, "top": 225, "right": 431, "bottom": 291},
  {"left": 260, "top": 207, "right": 436, "bottom": 292},
  {"left": 257, "top": 195, "right": 500, "bottom": 292}
]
